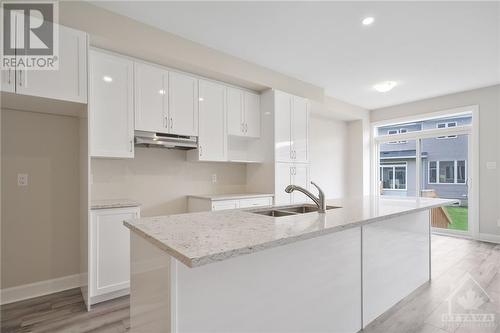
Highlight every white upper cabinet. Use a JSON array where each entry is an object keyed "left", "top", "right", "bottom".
[
  {"left": 89, "top": 49, "right": 134, "bottom": 158},
  {"left": 190, "top": 79, "right": 227, "bottom": 161},
  {"left": 134, "top": 66, "right": 198, "bottom": 137},
  {"left": 275, "top": 91, "right": 293, "bottom": 162},
  {"left": 227, "top": 87, "right": 260, "bottom": 138},
  {"left": 244, "top": 92, "right": 261, "bottom": 138},
  {"left": 292, "top": 96, "right": 309, "bottom": 163},
  {"left": 15, "top": 25, "right": 87, "bottom": 103},
  {"left": 134, "top": 62, "right": 168, "bottom": 133},
  {"left": 274, "top": 91, "right": 309, "bottom": 163},
  {"left": 168, "top": 72, "right": 199, "bottom": 136},
  {"left": 227, "top": 87, "right": 244, "bottom": 136}
]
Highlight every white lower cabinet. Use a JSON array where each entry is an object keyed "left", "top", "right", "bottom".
[
  {"left": 275, "top": 162, "right": 310, "bottom": 205},
  {"left": 90, "top": 206, "right": 140, "bottom": 304},
  {"left": 188, "top": 195, "right": 273, "bottom": 212}
]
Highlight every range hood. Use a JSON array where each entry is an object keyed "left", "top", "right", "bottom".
[{"left": 134, "top": 131, "right": 198, "bottom": 150}]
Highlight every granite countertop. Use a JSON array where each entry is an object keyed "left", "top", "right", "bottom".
[
  {"left": 91, "top": 199, "right": 141, "bottom": 210},
  {"left": 188, "top": 193, "right": 274, "bottom": 201},
  {"left": 124, "top": 196, "right": 455, "bottom": 268}
]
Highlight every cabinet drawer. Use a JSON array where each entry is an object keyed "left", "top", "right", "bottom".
[
  {"left": 239, "top": 197, "right": 273, "bottom": 208},
  {"left": 212, "top": 200, "right": 239, "bottom": 211}
]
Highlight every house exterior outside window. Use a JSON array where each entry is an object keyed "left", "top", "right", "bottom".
[{"left": 378, "top": 115, "right": 470, "bottom": 201}]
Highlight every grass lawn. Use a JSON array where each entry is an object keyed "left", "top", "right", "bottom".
[{"left": 446, "top": 206, "right": 468, "bottom": 231}]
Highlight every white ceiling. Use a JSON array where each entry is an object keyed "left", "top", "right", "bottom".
[{"left": 93, "top": 1, "right": 500, "bottom": 109}]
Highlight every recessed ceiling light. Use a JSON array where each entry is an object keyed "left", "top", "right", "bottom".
[
  {"left": 362, "top": 17, "right": 375, "bottom": 26},
  {"left": 158, "top": 89, "right": 166, "bottom": 95},
  {"left": 199, "top": 97, "right": 204, "bottom": 101},
  {"left": 373, "top": 81, "right": 397, "bottom": 93},
  {"left": 102, "top": 75, "right": 113, "bottom": 83}
]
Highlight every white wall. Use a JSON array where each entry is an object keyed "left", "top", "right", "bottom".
[
  {"left": 309, "top": 115, "right": 348, "bottom": 199},
  {"left": 1, "top": 109, "right": 81, "bottom": 288},
  {"left": 371, "top": 84, "right": 500, "bottom": 237}
]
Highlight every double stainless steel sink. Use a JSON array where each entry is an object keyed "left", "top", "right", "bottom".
[{"left": 250, "top": 204, "right": 339, "bottom": 217}]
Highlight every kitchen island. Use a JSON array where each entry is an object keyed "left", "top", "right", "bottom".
[{"left": 124, "top": 196, "right": 455, "bottom": 333}]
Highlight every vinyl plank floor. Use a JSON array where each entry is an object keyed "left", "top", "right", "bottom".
[{"left": 1, "top": 235, "right": 498, "bottom": 333}]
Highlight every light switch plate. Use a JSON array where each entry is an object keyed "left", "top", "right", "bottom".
[
  {"left": 17, "top": 173, "right": 28, "bottom": 186},
  {"left": 211, "top": 174, "right": 217, "bottom": 184}
]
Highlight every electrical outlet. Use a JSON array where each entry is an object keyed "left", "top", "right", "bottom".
[
  {"left": 211, "top": 174, "right": 217, "bottom": 184},
  {"left": 17, "top": 173, "right": 28, "bottom": 186},
  {"left": 486, "top": 161, "right": 497, "bottom": 170}
]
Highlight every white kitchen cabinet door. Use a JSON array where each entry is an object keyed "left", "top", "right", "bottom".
[
  {"left": 134, "top": 62, "right": 168, "bottom": 133},
  {"left": 227, "top": 87, "right": 244, "bottom": 136},
  {"left": 292, "top": 164, "right": 310, "bottom": 204},
  {"left": 212, "top": 200, "right": 240, "bottom": 211},
  {"left": 238, "top": 196, "right": 273, "bottom": 208},
  {"left": 275, "top": 91, "right": 293, "bottom": 162},
  {"left": 16, "top": 25, "right": 87, "bottom": 103},
  {"left": 244, "top": 92, "right": 260, "bottom": 138},
  {"left": 168, "top": 71, "right": 199, "bottom": 136},
  {"left": 292, "top": 96, "right": 309, "bottom": 163},
  {"left": 197, "top": 79, "right": 227, "bottom": 161},
  {"left": 90, "top": 207, "right": 140, "bottom": 299},
  {"left": 275, "top": 162, "right": 292, "bottom": 205},
  {"left": 89, "top": 49, "right": 134, "bottom": 158},
  {"left": 1, "top": 69, "right": 15, "bottom": 93}
]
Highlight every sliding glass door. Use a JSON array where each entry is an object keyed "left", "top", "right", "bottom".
[
  {"left": 420, "top": 135, "right": 469, "bottom": 233},
  {"left": 374, "top": 112, "right": 474, "bottom": 237}
]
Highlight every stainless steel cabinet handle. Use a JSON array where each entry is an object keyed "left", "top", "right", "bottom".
[
  {"left": 170, "top": 117, "right": 173, "bottom": 129},
  {"left": 129, "top": 140, "right": 133, "bottom": 152},
  {"left": 18, "top": 70, "right": 23, "bottom": 86},
  {"left": 199, "top": 146, "right": 203, "bottom": 156},
  {"left": 8, "top": 69, "right": 11, "bottom": 84},
  {"left": 164, "top": 116, "right": 168, "bottom": 128},
  {"left": 245, "top": 123, "right": 248, "bottom": 133}
]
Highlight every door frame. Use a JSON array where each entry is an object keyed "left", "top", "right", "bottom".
[{"left": 370, "top": 105, "right": 479, "bottom": 239}]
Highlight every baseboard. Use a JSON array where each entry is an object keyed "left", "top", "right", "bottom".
[
  {"left": 479, "top": 233, "right": 500, "bottom": 244},
  {"left": 0, "top": 274, "right": 81, "bottom": 305},
  {"left": 89, "top": 288, "right": 129, "bottom": 307}
]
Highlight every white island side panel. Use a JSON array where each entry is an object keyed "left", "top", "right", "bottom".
[{"left": 362, "top": 209, "right": 430, "bottom": 326}]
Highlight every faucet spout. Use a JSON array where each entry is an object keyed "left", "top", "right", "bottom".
[{"left": 284, "top": 181, "right": 327, "bottom": 213}]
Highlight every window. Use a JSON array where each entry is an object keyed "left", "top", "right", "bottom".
[
  {"left": 429, "top": 161, "right": 437, "bottom": 183},
  {"left": 437, "top": 122, "right": 458, "bottom": 139},
  {"left": 439, "top": 161, "right": 455, "bottom": 183},
  {"left": 399, "top": 129, "right": 408, "bottom": 144},
  {"left": 380, "top": 163, "right": 407, "bottom": 190},
  {"left": 457, "top": 160, "right": 466, "bottom": 183},
  {"left": 428, "top": 160, "right": 466, "bottom": 184},
  {"left": 387, "top": 128, "right": 408, "bottom": 144}
]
